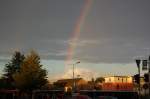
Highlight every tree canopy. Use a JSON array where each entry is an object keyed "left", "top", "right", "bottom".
[
  {"left": 3, "top": 51, "right": 24, "bottom": 89},
  {"left": 13, "top": 51, "right": 48, "bottom": 92},
  {"left": 95, "top": 77, "right": 105, "bottom": 83}
]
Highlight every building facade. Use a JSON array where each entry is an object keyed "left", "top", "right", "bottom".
[
  {"left": 54, "top": 78, "right": 87, "bottom": 92},
  {"left": 102, "top": 76, "right": 133, "bottom": 91}
]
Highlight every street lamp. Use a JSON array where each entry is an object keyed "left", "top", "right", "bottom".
[
  {"left": 72, "top": 61, "right": 80, "bottom": 92},
  {"left": 148, "top": 56, "right": 150, "bottom": 96}
]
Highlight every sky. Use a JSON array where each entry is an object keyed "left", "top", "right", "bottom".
[{"left": 0, "top": 0, "right": 150, "bottom": 81}]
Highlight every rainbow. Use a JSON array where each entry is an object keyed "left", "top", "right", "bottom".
[{"left": 65, "top": 0, "right": 93, "bottom": 65}]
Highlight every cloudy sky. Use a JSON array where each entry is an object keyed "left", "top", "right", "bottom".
[{"left": 0, "top": 0, "right": 150, "bottom": 81}]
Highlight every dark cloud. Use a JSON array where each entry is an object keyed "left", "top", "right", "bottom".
[
  {"left": 0, "top": 0, "right": 150, "bottom": 64},
  {"left": 75, "top": 0, "right": 150, "bottom": 63}
]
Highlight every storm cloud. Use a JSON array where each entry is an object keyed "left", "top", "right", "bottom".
[{"left": 0, "top": 0, "right": 150, "bottom": 64}]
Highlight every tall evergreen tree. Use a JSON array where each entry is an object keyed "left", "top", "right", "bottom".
[
  {"left": 13, "top": 51, "right": 48, "bottom": 92},
  {"left": 3, "top": 51, "right": 24, "bottom": 88}
]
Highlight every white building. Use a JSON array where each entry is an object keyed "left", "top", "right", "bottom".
[
  {"left": 102, "top": 76, "right": 133, "bottom": 91},
  {"left": 104, "top": 76, "right": 133, "bottom": 83}
]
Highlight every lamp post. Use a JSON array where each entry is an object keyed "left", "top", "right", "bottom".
[
  {"left": 72, "top": 61, "right": 80, "bottom": 93},
  {"left": 148, "top": 56, "right": 150, "bottom": 95}
]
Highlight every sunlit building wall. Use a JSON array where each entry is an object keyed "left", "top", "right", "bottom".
[
  {"left": 105, "top": 76, "right": 132, "bottom": 83},
  {"left": 102, "top": 76, "right": 133, "bottom": 91}
]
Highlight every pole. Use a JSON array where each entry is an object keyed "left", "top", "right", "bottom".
[
  {"left": 138, "top": 65, "right": 141, "bottom": 99},
  {"left": 136, "top": 59, "right": 141, "bottom": 99},
  {"left": 73, "top": 64, "right": 75, "bottom": 92},
  {"left": 72, "top": 61, "right": 80, "bottom": 93},
  {"left": 148, "top": 56, "right": 150, "bottom": 96}
]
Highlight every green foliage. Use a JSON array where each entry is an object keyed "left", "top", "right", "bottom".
[
  {"left": 13, "top": 51, "right": 48, "bottom": 92},
  {"left": 3, "top": 51, "right": 24, "bottom": 89}
]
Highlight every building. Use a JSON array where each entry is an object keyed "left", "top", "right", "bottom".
[
  {"left": 102, "top": 76, "right": 133, "bottom": 91},
  {"left": 54, "top": 78, "right": 87, "bottom": 92}
]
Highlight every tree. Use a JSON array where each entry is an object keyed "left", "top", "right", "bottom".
[
  {"left": 95, "top": 77, "right": 105, "bottom": 83},
  {"left": 13, "top": 51, "right": 48, "bottom": 92},
  {"left": 95, "top": 77, "right": 105, "bottom": 90},
  {"left": 0, "top": 77, "right": 10, "bottom": 89},
  {"left": 89, "top": 78, "right": 95, "bottom": 90},
  {"left": 3, "top": 51, "right": 24, "bottom": 89}
]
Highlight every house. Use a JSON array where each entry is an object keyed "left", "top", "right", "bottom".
[
  {"left": 102, "top": 76, "right": 133, "bottom": 91},
  {"left": 54, "top": 78, "right": 87, "bottom": 92}
]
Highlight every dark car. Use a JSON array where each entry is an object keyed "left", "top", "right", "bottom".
[
  {"left": 98, "top": 96, "right": 118, "bottom": 99},
  {"left": 72, "top": 94, "right": 92, "bottom": 99}
]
